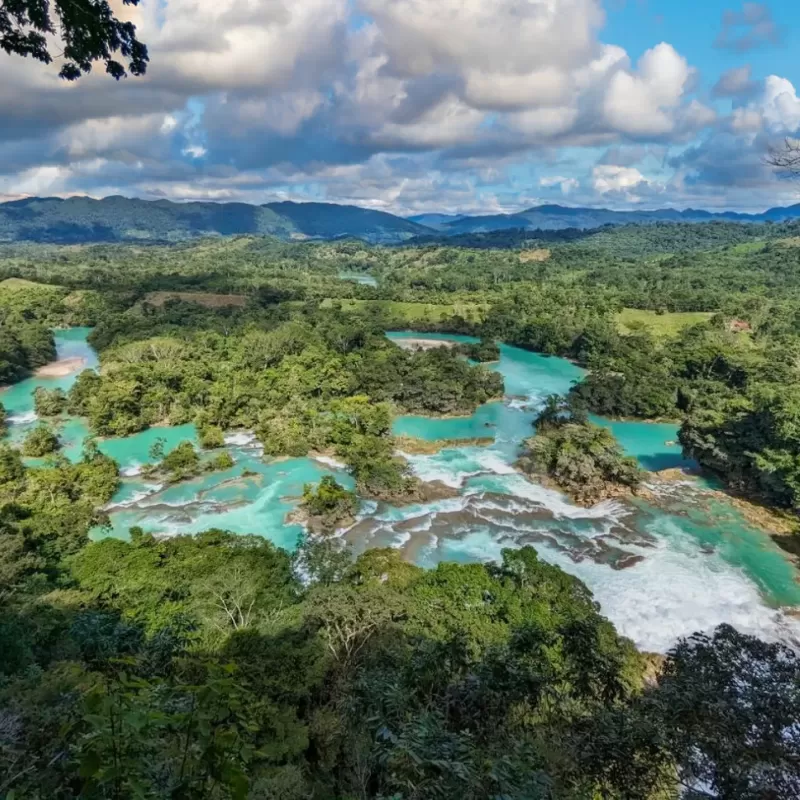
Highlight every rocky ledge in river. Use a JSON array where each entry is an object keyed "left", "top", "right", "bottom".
[
  {"left": 394, "top": 435, "right": 495, "bottom": 454},
  {"left": 363, "top": 476, "right": 460, "bottom": 505},
  {"left": 287, "top": 506, "right": 357, "bottom": 536}
]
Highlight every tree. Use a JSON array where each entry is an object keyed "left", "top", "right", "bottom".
[
  {"left": 0, "top": 444, "right": 25, "bottom": 484},
  {"left": 201, "top": 563, "right": 260, "bottom": 633},
  {"left": 522, "top": 420, "right": 643, "bottom": 505},
  {"left": 198, "top": 424, "right": 225, "bottom": 449},
  {"left": 1, "top": 0, "right": 149, "bottom": 80},
  {"left": 766, "top": 138, "right": 800, "bottom": 176},
  {"left": 301, "top": 475, "right": 358, "bottom": 533},
  {"left": 21, "top": 423, "right": 59, "bottom": 457},
  {"left": 645, "top": 624, "right": 800, "bottom": 799},
  {"left": 33, "top": 387, "right": 66, "bottom": 417}
]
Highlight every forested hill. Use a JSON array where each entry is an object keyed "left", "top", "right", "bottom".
[
  {"left": 432, "top": 202, "right": 800, "bottom": 234},
  {"left": 6, "top": 195, "right": 800, "bottom": 244},
  {"left": 266, "top": 201, "right": 428, "bottom": 240},
  {"left": 0, "top": 196, "right": 432, "bottom": 244}
]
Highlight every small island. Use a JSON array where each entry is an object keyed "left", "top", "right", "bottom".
[{"left": 518, "top": 395, "right": 644, "bottom": 506}]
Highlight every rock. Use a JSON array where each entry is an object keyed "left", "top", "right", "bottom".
[
  {"left": 364, "top": 478, "right": 459, "bottom": 505},
  {"left": 394, "top": 435, "right": 494, "bottom": 454},
  {"left": 287, "top": 506, "right": 356, "bottom": 535}
]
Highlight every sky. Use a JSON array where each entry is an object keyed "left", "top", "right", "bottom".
[{"left": 2, "top": 0, "right": 800, "bottom": 215}]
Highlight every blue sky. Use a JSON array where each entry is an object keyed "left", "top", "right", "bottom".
[
  {"left": 608, "top": 0, "right": 795, "bottom": 75},
  {"left": 1, "top": 0, "right": 799, "bottom": 213}
]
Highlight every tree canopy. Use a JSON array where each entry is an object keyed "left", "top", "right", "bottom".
[{"left": 0, "top": 0, "right": 148, "bottom": 79}]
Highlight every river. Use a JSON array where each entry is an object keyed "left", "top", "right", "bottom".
[{"left": 3, "top": 328, "right": 799, "bottom": 653}]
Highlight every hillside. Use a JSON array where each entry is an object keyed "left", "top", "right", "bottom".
[
  {"left": 406, "top": 213, "right": 467, "bottom": 229},
  {"left": 438, "top": 202, "right": 800, "bottom": 234},
  {"left": 264, "top": 200, "right": 429, "bottom": 242},
  {"left": 5, "top": 195, "right": 800, "bottom": 245},
  {"left": 0, "top": 196, "right": 431, "bottom": 244}
]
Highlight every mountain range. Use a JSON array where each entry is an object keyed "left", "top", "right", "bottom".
[
  {"left": 0, "top": 196, "right": 428, "bottom": 245},
  {"left": 4, "top": 195, "right": 800, "bottom": 244}
]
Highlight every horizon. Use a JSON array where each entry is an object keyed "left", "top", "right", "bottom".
[
  {"left": 3, "top": 192, "right": 799, "bottom": 219},
  {"left": 2, "top": 1, "right": 800, "bottom": 215}
]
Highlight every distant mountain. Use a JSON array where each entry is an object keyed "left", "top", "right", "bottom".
[
  {"left": 406, "top": 213, "right": 467, "bottom": 230},
  {"left": 437, "top": 203, "right": 800, "bottom": 234},
  {"left": 5, "top": 196, "right": 800, "bottom": 245},
  {"left": 265, "top": 201, "right": 429, "bottom": 242},
  {"left": 0, "top": 196, "right": 431, "bottom": 244}
]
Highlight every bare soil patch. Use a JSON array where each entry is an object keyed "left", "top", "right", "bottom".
[{"left": 144, "top": 291, "right": 248, "bottom": 309}]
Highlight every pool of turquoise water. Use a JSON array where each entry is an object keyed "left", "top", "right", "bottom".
[
  {"left": 338, "top": 272, "right": 378, "bottom": 287},
  {"left": 3, "top": 327, "right": 798, "bottom": 651}
]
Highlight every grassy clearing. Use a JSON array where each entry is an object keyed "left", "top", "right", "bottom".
[
  {"left": 320, "top": 298, "right": 488, "bottom": 323},
  {"left": 729, "top": 241, "right": 767, "bottom": 254},
  {"left": 519, "top": 248, "right": 551, "bottom": 263},
  {"left": 616, "top": 308, "right": 714, "bottom": 337},
  {"left": 0, "top": 277, "right": 60, "bottom": 291},
  {"left": 144, "top": 291, "right": 249, "bottom": 309}
]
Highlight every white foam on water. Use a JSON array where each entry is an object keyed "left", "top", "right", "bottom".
[
  {"left": 224, "top": 431, "right": 257, "bottom": 447},
  {"left": 404, "top": 446, "right": 518, "bottom": 488},
  {"left": 8, "top": 411, "right": 37, "bottom": 424},
  {"left": 430, "top": 524, "right": 800, "bottom": 653},
  {"left": 472, "top": 450, "right": 517, "bottom": 475},
  {"left": 393, "top": 531, "right": 412, "bottom": 547},
  {"left": 377, "top": 495, "right": 471, "bottom": 523},
  {"left": 468, "top": 473, "right": 628, "bottom": 521},
  {"left": 402, "top": 452, "right": 479, "bottom": 488},
  {"left": 121, "top": 463, "right": 143, "bottom": 477},
  {"left": 359, "top": 500, "right": 379, "bottom": 517},
  {"left": 106, "top": 483, "right": 164, "bottom": 509},
  {"left": 313, "top": 454, "right": 347, "bottom": 470},
  {"left": 506, "top": 398, "right": 532, "bottom": 411}
]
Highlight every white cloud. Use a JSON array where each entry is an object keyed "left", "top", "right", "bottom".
[
  {"left": 729, "top": 107, "right": 763, "bottom": 134},
  {"left": 540, "top": 175, "right": 579, "bottom": 194},
  {"left": 0, "top": 0, "right": 788, "bottom": 212},
  {"left": 592, "top": 165, "right": 646, "bottom": 194},
  {"left": 182, "top": 145, "right": 208, "bottom": 159},
  {"left": 715, "top": 75, "right": 800, "bottom": 138},
  {"left": 0, "top": 165, "right": 72, "bottom": 197},
  {"left": 760, "top": 75, "right": 800, "bottom": 133},
  {"left": 358, "top": 0, "right": 605, "bottom": 79},
  {"left": 603, "top": 43, "right": 695, "bottom": 137}
]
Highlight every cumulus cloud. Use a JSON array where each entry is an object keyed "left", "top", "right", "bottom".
[
  {"left": 603, "top": 44, "right": 697, "bottom": 137},
  {"left": 0, "top": 0, "right": 789, "bottom": 213},
  {"left": 759, "top": 76, "right": 800, "bottom": 133},
  {"left": 664, "top": 73, "right": 800, "bottom": 211},
  {"left": 592, "top": 165, "right": 646, "bottom": 194}
]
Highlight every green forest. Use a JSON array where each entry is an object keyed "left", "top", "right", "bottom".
[{"left": 1, "top": 223, "right": 800, "bottom": 797}]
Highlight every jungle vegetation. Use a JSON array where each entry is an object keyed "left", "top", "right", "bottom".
[
  {"left": 1, "top": 223, "right": 800, "bottom": 797},
  {"left": 521, "top": 396, "right": 644, "bottom": 504}
]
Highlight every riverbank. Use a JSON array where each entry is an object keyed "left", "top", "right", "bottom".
[
  {"left": 392, "top": 337, "right": 458, "bottom": 350},
  {"left": 34, "top": 356, "right": 87, "bottom": 377},
  {"left": 649, "top": 467, "right": 800, "bottom": 560}
]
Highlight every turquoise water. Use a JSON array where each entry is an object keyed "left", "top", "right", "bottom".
[
  {"left": 338, "top": 272, "right": 378, "bottom": 287},
  {"left": 591, "top": 417, "right": 691, "bottom": 472},
  {"left": 1, "top": 327, "right": 99, "bottom": 420},
  {"left": 4, "top": 328, "right": 799, "bottom": 652}
]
